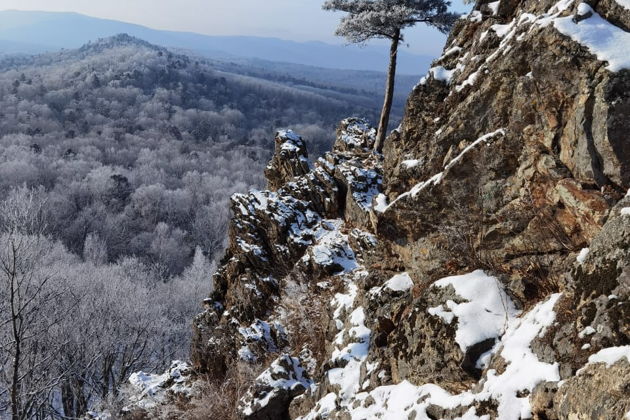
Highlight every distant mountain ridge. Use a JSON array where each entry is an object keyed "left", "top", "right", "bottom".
[
  {"left": 0, "top": 10, "right": 433, "bottom": 74},
  {"left": 0, "top": 33, "right": 418, "bottom": 118}
]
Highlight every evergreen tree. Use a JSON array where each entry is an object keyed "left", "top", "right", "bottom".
[{"left": 323, "top": 0, "right": 458, "bottom": 152}]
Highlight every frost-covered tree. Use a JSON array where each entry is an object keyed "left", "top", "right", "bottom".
[
  {"left": 323, "top": 0, "right": 458, "bottom": 152},
  {"left": 182, "top": 246, "right": 216, "bottom": 291},
  {"left": 0, "top": 187, "right": 71, "bottom": 420},
  {"left": 83, "top": 233, "right": 107, "bottom": 265}
]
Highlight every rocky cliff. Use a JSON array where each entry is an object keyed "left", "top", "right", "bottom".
[{"left": 128, "top": 0, "right": 630, "bottom": 419}]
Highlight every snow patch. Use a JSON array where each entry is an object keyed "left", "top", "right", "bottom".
[
  {"left": 238, "top": 319, "right": 284, "bottom": 361},
  {"left": 300, "top": 286, "right": 562, "bottom": 420},
  {"left": 578, "top": 326, "right": 596, "bottom": 338},
  {"left": 430, "top": 270, "right": 519, "bottom": 352},
  {"left": 126, "top": 361, "right": 193, "bottom": 410},
  {"left": 488, "top": 1, "right": 501, "bottom": 15},
  {"left": 582, "top": 346, "right": 630, "bottom": 370},
  {"left": 469, "top": 10, "right": 483, "bottom": 22},
  {"left": 576, "top": 247, "right": 590, "bottom": 264},
  {"left": 310, "top": 220, "right": 358, "bottom": 274},
  {"left": 402, "top": 159, "right": 421, "bottom": 168},
  {"left": 483, "top": 293, "right": 561, "bottom": 419},
  {"left": 554, "top": 3, "right": 630, "bottom": 71},
  {"left": 384, "top": 272, "right": 414, "bottom": 292},
  {"left": 430, "top": 65, "right": 458, "bottom": 83},
  {"left": 277, "top": 129, "right": 302, "bottom": 143},
  {"left": 240, "top": 355, "right": 313, "bottom": 416}
]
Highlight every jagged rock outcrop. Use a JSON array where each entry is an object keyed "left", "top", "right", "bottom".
[
  {"left": 265, "top": 130, "right": 311, "bottom": 192},
  {"left": 139, "top": 1, "right": 630, "bottom": 419},
  {"left": 239, "top": 355, "right": 314, "bottom": 420},
  {"left": 190, "top": 117, "right": 382, "bottom": 387}
]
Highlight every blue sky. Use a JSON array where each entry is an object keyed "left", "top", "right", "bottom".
[{"left": 0, "top": 0, "right": 470, "bottom": 55}]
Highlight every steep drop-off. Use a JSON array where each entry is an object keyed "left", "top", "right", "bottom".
[{"left": 127, "top": 1, "right": 630, "bottom": 419}]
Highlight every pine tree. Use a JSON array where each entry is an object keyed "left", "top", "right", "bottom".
[{"left": 323, "top": 0, "right": 458, "bottom": 152}]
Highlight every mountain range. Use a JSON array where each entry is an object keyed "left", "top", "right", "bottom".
[{"left": 0, "top": 10, "right": 434, "bottom": 74}]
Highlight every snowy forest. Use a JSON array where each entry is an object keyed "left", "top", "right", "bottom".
[{"left": 0, "top": 34, "right": 382, "bottom": 418}]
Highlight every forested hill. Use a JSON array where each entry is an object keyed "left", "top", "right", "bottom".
[{"left": 0, "top": 33, "right": 380, "bottom": 274}]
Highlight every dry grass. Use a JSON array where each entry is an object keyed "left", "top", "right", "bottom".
[
  {"left": 281, "top": 275, "right": 333, "bottom": 374},
  {"left": 153, "top": 363, "right": 257, "bottom": 420}
]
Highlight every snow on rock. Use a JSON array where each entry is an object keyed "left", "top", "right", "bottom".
[
  {"left": 369, "top": 272, "right": 415, "bottom": 300},
  {"left": 238, "top": 319, "right": 286, "bottom": 362},
  {"left": 444, "top": 129, "right": 506, "bottom": 171},
  {"left": 492, "top": 21, "right": 516, "bottom": 38},
  {"left": 125, "top": 361, "right": 194, "bottom": 411},
  {"left": 299, "top": 276, "right": 562, "bottom": 420},
  {"left": 580, "top": 346, "right": 630, "bottom": 371},
  {"left": 554, "top": 3, "right": 630, "bottom": 71},
  {"left": 329, "top": 306, "right": 371, "bottom": 400},
  {"left": 232, "top": 189, "right": 321, "bottom": 256},
  {"left": 443, "top": 46, "right": 463, "bottom": 58},
  {"left": 621, "top": 207, "right": 630, "bottom": 216},
  {"left": 576, "top": 247, "right": 590, "bottom": 263},
  {"left": 337, "top": 163, "right": 382, "bottom": 212},
  {"left": 274, "top": 129, "right": 310, "bottom": 166},
  {"left": 305, "top": 295, "right": 560, "bottom": 419},
  {"left": 303, "top": 268, "right": 372, "bottom": 419},
  {"left": 401, "top": 159, "right": 421, "bottom": 168},
  {"left": 277, "top": 129, "right": 302, "bottom": 143},
  {"left": 239, "top": 354, "right": 314, "bottom": 418},
  {"left": 488, "top": 1, "right": 501, "bottom": 15},
  {"left": 373, "top": 193, "right": 388, "bottom": 213},
  {"left": 456, "top": 69, "right": 481, "bottom": 92},
  {"left": 481, "top": 293, "right": 562, "bottom": 419},
  {"left": 469, "top": 10, "right": 483, "bottom": 22},
  {"left": 430, "top": 65, "right": 458, "bottom": 83},
  {"left": 381, "top": 130, "right": 506, "bottom": 212},
  {"left": 578, "top": 325, "right": 596, "bottom": 338},
  {"left": 328, "top": 270, "right": 369, "bottom": 391},
  {"left": 429, "top": 270, "right": 520, "bottom": 352},
  {"left": 615, "top": 0, "right": 630, "bottom": 10},
  {"left": 384, "top": 272, "right": 414, "bottom": 292},
  {"left": 382, "top": 172, "right": 444, "bottom": 211},
  {"left": 336, "top": 117, "right": 377, "bottom": 151},
  {"left": 308, "top": 220, "right": 358, "bottom": 274}
]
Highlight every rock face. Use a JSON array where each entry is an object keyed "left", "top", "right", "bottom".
[
  {"left": 265, "top": 130, "right": 311, "bottom": 192},
  {"left": 167, "top": 1, "right": 630, "bottom": 419}
]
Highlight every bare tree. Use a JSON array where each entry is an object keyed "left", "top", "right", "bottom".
[
  {"left": 323, "top": 0, "right": 458, "bottom": 152},
  {"left": 0, "top": 187, "right": 71, "bottom": 420}
]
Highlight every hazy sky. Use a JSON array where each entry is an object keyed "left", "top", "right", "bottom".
[{"left": 0, "top": 0, "right": 470, "bottom": 55}]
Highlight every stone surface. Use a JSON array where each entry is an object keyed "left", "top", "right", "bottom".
[{"left": 265, "top": 130, "right": 311, "bottom": 192}]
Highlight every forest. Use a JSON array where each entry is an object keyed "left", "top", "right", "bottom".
[{"left": 0, "top": 34, "right": 384, "bottom": 418}]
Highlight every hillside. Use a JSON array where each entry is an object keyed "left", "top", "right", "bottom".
[
  {"left": 0, "top": 33, "right": 384, "bottom": 273},
  {"left": 0, "top": 10, "right": 434, "bottom": 74},
  {"left": 204, "top": 58, "right": 419, "bottom": 117},
  {"left": 121, "top": 0, "right": 630, "bottom": 419}
]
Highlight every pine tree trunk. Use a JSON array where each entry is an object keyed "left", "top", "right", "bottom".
[{"left": 374, "top": 29, "right": 400, "bottom": 154}]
